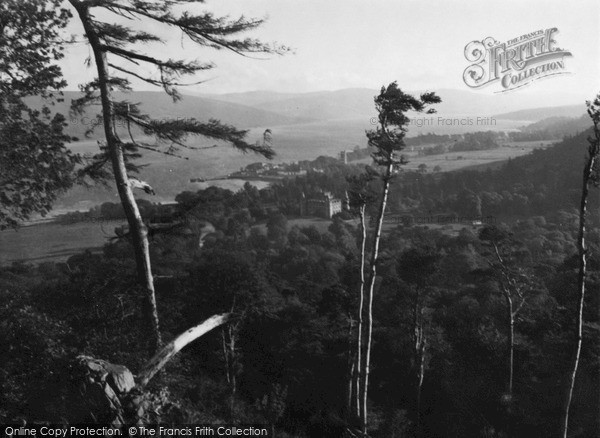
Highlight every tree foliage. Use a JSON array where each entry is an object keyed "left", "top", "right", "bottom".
[
  {"left": 0, "top": 0, "right": 80, "bottom": 228},
  {"left": 70, "top": 0, "right": 290, "bottom": 173},
  {"left": 67, "top": 0, "right": 289, "bottom": 353}
]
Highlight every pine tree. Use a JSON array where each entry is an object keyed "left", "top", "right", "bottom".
[
  {"left": 360, "top": 83, "right": 440, "bottom": 434},
  {"left": 67, "top": 0, "right": 289, "bottom": 354}
]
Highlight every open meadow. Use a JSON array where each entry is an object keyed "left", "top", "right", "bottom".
[{"left": 0, "top": 220, "right": 123, "bottom": 265}]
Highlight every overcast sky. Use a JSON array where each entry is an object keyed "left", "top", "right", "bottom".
[{"left": 60, "top": 0, "right": 598, "bottom": 102}]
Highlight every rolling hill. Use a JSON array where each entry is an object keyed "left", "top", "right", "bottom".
[
  {"left": 519, "top": 115, "right": 590, "bottom": 136},
  {"left": 245, "top": 88, "right": 378, "bottom": 121},
  {"left": 29, "top": 88, "right": 586, "bottom": 144},
  {"left": 493, "top": 104, "right": 586, "bottom": 121},
  {"left": 190, "top": 88, "right": 585, "bottom": 121},
  {"left": 197, "top": 90, "right": 304, "bottom": 107},
  {"left": 24, "top": 91, "right": 311, "bottom": 140}
]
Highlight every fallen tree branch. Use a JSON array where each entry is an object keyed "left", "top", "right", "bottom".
[{"left": 137, "top": 313, "right": 231, "bottom": 388}]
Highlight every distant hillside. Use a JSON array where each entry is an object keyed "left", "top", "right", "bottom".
[
  {"left": 246, "top": 88, "right": 378, "bottom": 121},
  {"left": 24, "top": 91, "right": 310, "bottom": 140},
  {"left": 198, "top": 88, "right": 496, "bottom": 121},
  {"left": 478, "top": 128, "right": 599, "bottom": 213},
  {"left": 190, "top": 88, "right": 584, "bottom": 121},
  {"left": 494, "top": 104, "right": 585, "bottom": 121},
  {"left": 520, "top": 115, "right": 590, "bottom": 136},
  {"left": 197, "top": 88, "right": 534, "bottom": 121},
  {"left": 194, "top": 90, "right": 304, "bottom": 107},
  {"left": 394, "top": 128, "right": 599, "bottom": 220}
]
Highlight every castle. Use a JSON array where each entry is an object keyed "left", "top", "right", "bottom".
[{"left": 300, "top": 191, "right": 343, "bottom": 219}]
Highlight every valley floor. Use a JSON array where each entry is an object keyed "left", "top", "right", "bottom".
[{"left": 0, "top": 220, "right": 119, "bottom": 265}]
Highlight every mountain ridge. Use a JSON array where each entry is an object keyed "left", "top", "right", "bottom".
[
  {"left": 493, "top": 104, "right": 586, "bottom": 121},
  {"left": 186, "top": 88, "right": 584, "bottom": 122},
  {"left": 24, "top": 91, "right": 314, "bottom": 140},
  {"left": 51, "top": 87, "right": 586, "bottom": 130}
]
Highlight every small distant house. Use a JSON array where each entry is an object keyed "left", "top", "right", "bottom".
[{"left": 246, "top": 162, "right": 268, "bottom": 172}]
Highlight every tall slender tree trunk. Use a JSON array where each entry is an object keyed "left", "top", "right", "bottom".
[
  {"left": 414, "top": 289, "right": 426, "bottom": 437},
  {"left": 221, "top": 324, "right": 238, "bottom": 420},
  {"left": 70, "top": 1, "right": 161, "bottom": 354},
  {"left": 361, "top": 163, "right": 393, "bottom": 434},
  {"left": 346, "top": 316, "right": 355, "bottom": 416},
  {"left": 355, "top": 204, "right": 367, "bottom": 421},
  {"left": 416, "top": 347, "right": 425, "bottom": 437},
  {"left": 493, "top": 243, "right": 518, "bottom": 404},
  {"left": 347, "top": 350, "right": 355, "bottom": 415},
  {"left": 507, "top": 297, "right": 514, "bottom": 401},
  {"left": 560, "top": 149, "right": 597, "bottom": 438}
]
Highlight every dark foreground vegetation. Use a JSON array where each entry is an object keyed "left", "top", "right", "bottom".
[{"left": 1, "top": 129, "right": 599, "bottom": 437}]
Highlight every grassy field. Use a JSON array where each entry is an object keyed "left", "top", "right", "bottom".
[
  {"left": 0, "top": 217, "right": 336, "bottom": 266},
  {"left": 403, "top": 140, "right": 558, "bottom": 173},
  {"left": 352, "top": 140, "right": 559, "bottom": 173},
  {"left": 0, "top": 220, "right": 123, "bottom": 265}
]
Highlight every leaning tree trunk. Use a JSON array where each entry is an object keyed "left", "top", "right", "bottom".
[
  {"left": 361, "top": 163, "right": 393, "bottom": 434},
  {"left": 354, "top": 203, "right": 367, "bottom": 421},
  {"left": 74, "top": 313, "right": 231, "bottom": 424},
  {"left": 138, "top": 314, "right": 231, "bottom": 388},
  {"left": 71, "top": 1, "right": 161, "bottom": 354},
  {"left": 560, "top": 147, "right": 597, "bottom": 438}
]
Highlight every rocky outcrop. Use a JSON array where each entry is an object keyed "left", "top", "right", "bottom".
[
  {"left": 69, "top": 313, "right": 231, "bottom": 425},
  {"left": 71, "top": 355, "right": 134, "bottom": 425}
]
